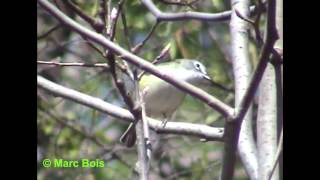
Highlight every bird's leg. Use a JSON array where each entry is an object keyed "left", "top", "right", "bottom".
[{"left": 161, "top": 113, "right": 168, "bottom": 128}]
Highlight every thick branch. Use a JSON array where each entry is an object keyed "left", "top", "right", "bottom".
[
  {"left": 221, "top": 0, "right": 278, "bottom": 179},
  {"left": 268, "top": 126, "right": 282, "bottom": 180},
  {"left": 234, "top": 0, "right": 278, "bottom": 122},
  {"left": 37, "top": 75, "right": 224, "bottom": 140},
  {"left": 229, "top": 0, "right": 258, "bottom": 179},
  {"left": 38, "top": 0, "right": 234, "bottom": 119},
  {"left": 257, "top": 63, "right": 278, "bottom": 180},
  {"left": 221, "top": 0, "right": 258, "bottom": 179}
]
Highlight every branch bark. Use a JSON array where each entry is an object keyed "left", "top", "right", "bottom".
[
  {"left": 37, "top": 75, "right": 224, "bottom": 141},
  {"left": 257, "top": 63, "right": 278, "bottom": 180},
  {"left": 220, "top": 0, "right": 278, "bottom": 179},
  {"left": 221, "top": 0, "right": 258, "bottom": 179}
]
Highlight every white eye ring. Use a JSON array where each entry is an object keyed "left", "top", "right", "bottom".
[
  {"left": 194, "top": 62, "right": 207, "bottom": 75},
  {"left": 194, "top": 62, "right": 201, "bottom": 71}
]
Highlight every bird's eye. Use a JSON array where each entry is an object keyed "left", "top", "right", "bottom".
[{"left": 195, "top": 63, "right": 201, "bottom": 71}]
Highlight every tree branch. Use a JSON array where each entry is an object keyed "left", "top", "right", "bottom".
[
  {"left": 268, "top": 126, "right": 282, "bottom": 180},
  {"left": 234, "top": 0, "right": 278, "bottom": 122},
  {"left": 38, "top": 0, "right": 234, "bottom": 119},
  {"left": 257, "top": 63, "right": 279, "bottom": 180},
  {"left": 220, "top": 0, "right": 278, "bottom": 179},
  {"left": 140, "top": 0, "right": 255, "bottom": 22},
  {"left": 136, "top": 116, "right": 149, "bottom": 180},
  {"left": 37, "top": 24, "right": 61, "bottom": 40},
  {"left": 37, "top": 60, "right": 109, "bottom": 68},
  {"left": 131, "top": 21, "right": 159, "bottom": 54},
  {"left": 221, "top": 0, "right": 258, "bottom": 179},
  {"left": 37, "top": 75, "right": 224, "bottom": 141},
  {"left": 158, "top": 0, "right": 200, "bottom": 7},
  {"left": 63, "top": 0, "right": 104, "bottom": 32}
]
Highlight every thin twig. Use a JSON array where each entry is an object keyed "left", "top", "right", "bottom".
[
  {"left": 235, "top": 7, "right": 264, "bottom": 46},
  {"left": 82, "top": 37, "right": 106, "bottom": 56},
  {"left": 235, "top": 9, "right": 255, "bottom": 24},
  {"left": 37, "top": 60, "right": 109, "bottom": 68},
  {"left": 137, "top": 43, "right": 171, "bottom": 80},
  {"left": 107, "top": 0, "right": 125, "bottom": 41},
  {"left": 120, "top": 7, "right": 132, "bottom": 49},
  {"left": 141, "top": 0, "right": 256, "bottom": 22},
  {"left": 64, "top": 0, "right": 104, "bottom": 32},
  {"left": 131, "top": 21, "right": 160, "bottom": 54},
  {"left": 98, "top": 0, "right": 107, "bottom": 26},
  {"left": 158, "top": 0, "right": 200, "bottom": 6},
  {"left": 151, "top": 42, "right": 171, "bottom": 64},
  {"left": 37, "top": 24, "right": 61, "bottom": 40}
]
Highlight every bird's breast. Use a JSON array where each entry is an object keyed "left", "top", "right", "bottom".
[{"left": 142, "top": 82, "right": 186, "bottom": 118}]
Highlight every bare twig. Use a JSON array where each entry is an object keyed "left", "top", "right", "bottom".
[
  {"left": 235, "top": 8, "right": 263, "bottom": 46},
  {"left": 131, "top": 21, "right": 159, "bottom": 54},
  {"left": 82, "top": 37, "right": 106, "bottom": 56},
  {"left": 158, "top": 0, "right": 200, "bottom": 6},
  {"left": 158, "top": 0, "right": 200, "bottom": 10},
  {"left": 37, "top": 60, "right": 109, "bottom": 68},
  {"left": 37, "top": 24, "right": 61, "bottom": 40},
  {"left": 98, "top": 0, "right": 107, "bottom": 26},
  {"left": 120, "top": 7, "right": 132, "bottom": 49},
  {"left": 106, "top": 0, "right": 125, "bottom": 41},
  {"left": 64, "top": 0, "right": 104, "bottom": 32},
  {"left": 152, "top": 43, "right": 171, "bottom": 64},
  {"left": 137, "top": 43, "right": 171, "bottom": 80},
  {"left": 235, "top": 9, "right": 255, "bottom": 24},
  {"left": 141, "top": 0, "right": 256, "bottom": 22}
]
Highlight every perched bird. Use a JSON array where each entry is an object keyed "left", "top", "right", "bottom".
[{"left": 120, "top": 59, "right": 229, "bottom": 147}]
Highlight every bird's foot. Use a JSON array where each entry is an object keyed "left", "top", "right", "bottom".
[{"left": 161, "top": 119, "right": 168, "bottom": 128}]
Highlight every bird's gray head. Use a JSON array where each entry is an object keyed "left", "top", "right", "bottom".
[{"left": 177, "top": 59, "right": 212, "bottom": 85}]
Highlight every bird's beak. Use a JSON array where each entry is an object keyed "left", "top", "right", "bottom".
[
  {"left": 202, "top": 74, "right": 233, "bottom": 92},
  {"left": 203, "top": 74, "right": 212, "bottom": 82}
]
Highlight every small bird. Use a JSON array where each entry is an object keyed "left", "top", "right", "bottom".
[{"left": 120, "top": 59, "right": 229, "bottom": 147}]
